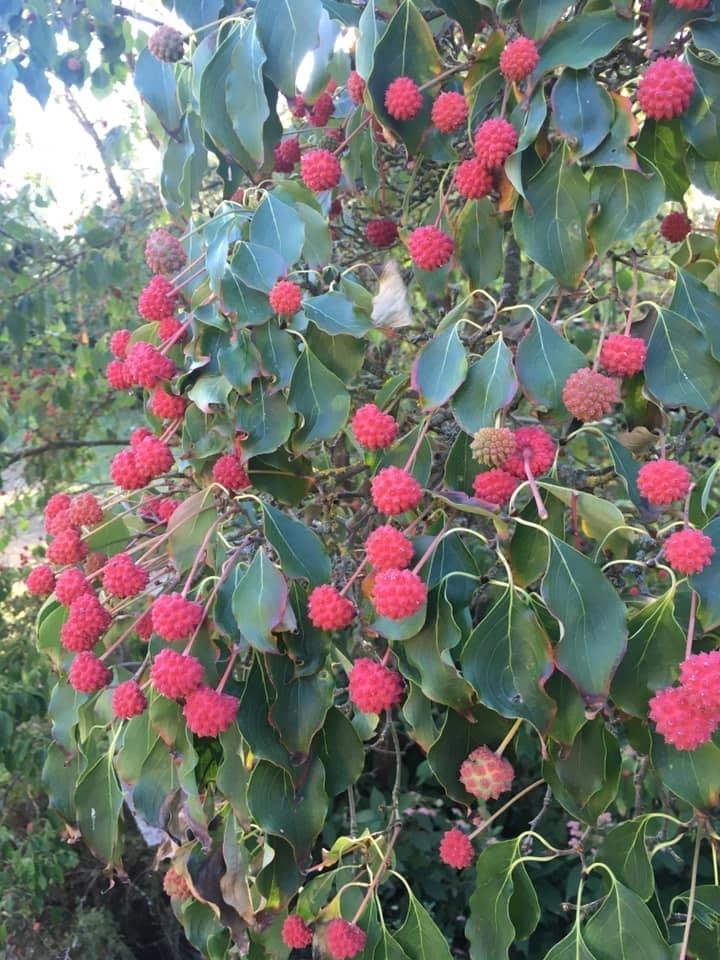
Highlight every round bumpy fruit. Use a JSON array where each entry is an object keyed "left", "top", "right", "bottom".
[
  {"left": 347, "top": 70, "right": 366, "bottom": 105},
  {"left": 112, "top": 680, "right": 148, "bottom": 719},
  {"left": 351, "top": 403, "right": 398, "bottom": 450},
  {"left": 365, "top": 524, "right": 414, "bottom": 571},
  {"left": 212, "top": 453, "right": 250, "bottom": 492},
  {"left": 385, "top": 76, "right": 423, "bottom": 120},
  {"left": 679, "top": 652, "right": 720, "bottom": 713},
  {"left": 26, "top": 565, "right": 56, "bottom": 597},
  {"left": 326, "top": 919, "right": 367, "bottom": 960},
  {"left": 439, "top": 828, "right": 474, "bottom": 869},
  {"left": 472, "top": 469, "right": 518, "bottom": 506},
  {"left": 269, "top": 279, "right": 302, "bottom": 315},
  {"left": 637, "top": 459, "right": 692, "bottom": 506},
  {"left": 109, "top": 329, "right": 131, "bottom": 360},
  {"left": 637, "top": 58, "right": 695, "bottom": 120},
  {"left": 48, "top": 528, "right": 88, "bottom": 565},
  {"left": 273, "top": 137, "right": 301, "bottom": 173},
  {"left": 148, "top": 25, "right": 185, "bottom": 62},
  {"left": 504, "top": 427, "right": 556, "bottom": 478},
  {"left": 308, "top": 585, "right": 355, "bottom": 631},
  {"left": 474, "top": 117, "right": 518, "bottom": 168},
  {"left": 45, "top": 493, "right": 71, "bottom": 521},
  {"left": 151, "top": 648, "right": 204, "bottom": 700},
  {"left": 134, "top": 436, "right": 173, "bottom": 480},
  {"left": 669, "top": 0, "right": 709, "bottom": 9},
  {"left": 365, "top": 218, "right": 398, "bottom": 248},
  {"left": 145, "top": 228, "right": 187, "bottom": 275},
  {"left": 348, "top": 658, "right": 404, "bottom": 713},
  {"left": 660, "top": 211, "right": 692, "bottom": 242},
  {"left": 69, "top": 651, "right": 111, "bottom": 693},
  {"left": 562, "top": 368, "right": 619, "bottom": 422},
  {"left": 183, "top": 686, "right": 239, "bottom": 737},
  {"left": 459, "top": 745, "right": 514, "bottom": 800},
  {"left": 149, "top": 387, "right": 187, "bottom": 420},
  {"left": 309, "top": 91, "right": 334, "bottom": 127},
  {"left": 599, "top": 334, "right": 647, "bottom": 377},
  {"left": 300, "top": 149, "right": 342, "bottom": 191},
  {"left": 663, "top": 528, "right": 715, "bottom": 575},
  {"left": 125, "top": 342, "right": 176, "bottom": 390},
  {"left": 110, "top": 449, "right": 148, "bottom": 491},
  {"left": 407, "top": 225, "right": 454, "bottom": 271},
  {"left": 649, "top": 685, "right": 716, "bottom": 750},
  {"left": 499, "top": 36, "right": 539, "bottom": 82},
  {"left": 371, "top": 466, "right": 423, "bottom": 515},
  {"left": 69, "top": 493, "right": 103, "bottom": 527},
  {"left": 455, "top": 158, "right": 493, "bottom": 200},
  {"left": 373, "top": 568, "right": 427, "bottom": 620},
  {"left": 470, "top": 427, "right": 516, "bottom": 467},
  {"left": 102, "top": 552, "right": 149, "bottom": 598},
  {"left": 431, "top": 91, "right": 468, "bottom": 133},
  {"left": 106, "top": 359, "right": 132, "bottom": 390},
  {"left": 151, "top": 593, "right": 204, "bottom": 642},
  {"left": 163, "top": 868, "right": 192, "bottom": 901},
  {"left": 55, "top": 568, "right": 92, "bottom": 605},
  {"left": 282, "top": 915, "right": 313, "bottom": 949},
  {"left": 138, "top": 275, "right": 178, "bottom": 321}
]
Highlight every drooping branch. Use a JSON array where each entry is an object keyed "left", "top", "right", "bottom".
[
  {"left": 64, "top": 90, "right": 124, "bottom": 205},
  {"left": 0, "top": 439, "right": 127, "bottom": 468}
]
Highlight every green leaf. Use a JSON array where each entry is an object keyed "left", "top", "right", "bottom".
[
  {"left": 681, "top": 49, "right": 720, "bottom": 162},
  {"left": 267, "top": 656, "right": 334, "bottom": 757},
  {"left": 520, "top": 0, "right": 573, "bottom": 38},
  {"left": 250, "top": 193, "right": 305, "bottom": 266},
  {"left": 542, "top": 535, "right": 627, "bottom": 702},
  {"left": 538, "top": 483, "right": 628, "bottom": 545},
  {"left": 648, "top": 0, "right": 715, "bottom": 50},
  {"left": 303, "top": 292, "right": 371, "bottom": 338},
  {"left": 232, "top": 548, "right": 294, "bottom": 653},
  {"left": 366, "top": 0, "right": 442, "bottom": 153},
  {"left": 134, "top": 47, "right": 182, "bottom": 134},
  {"left": 545, "top": 720, "right": 621, "bottom": 821},
  {"left": 671, "top": 268, "right": 720, "bottom": 361},
  {"left": 543, "top": 928, "right": 597, "bottom": 960},
  {"left": 225, "top": 21, "right": 270, "bottom": 166},
  {"left": 235, "top": 381, "right": 295, "bottom": 457},
  {"left": 451, "top": 336, "right": 518, "bottom": 435},
  {"left": 513, "top": 146, "right": 593, "bottom": 289},
  {"left": 237, "top": 658, "right": 291, "bottom": 771},
  {"left": 198, "top": 27, "right": 256, "bottom": 169},
  {"left": 455, "top": 198, "right": 504, "bottom": 289},
  {"left": 395, "top": 893, "right": 453, "bottom": 960},
  {"left": 427, "top": 708, "right": 510, "bottom": 804},
  {"left": 589, "top": 165, "right": 665, "bottom": 257},
  {"left": 583, "top": 877, "right": 671, "bottom": 960},
  {"left": 218, "top": 330, "right": 262, "bottom": 393},
  {"left": 691, "top": 517, "right": 720, "bottom": 630},
  {"left": 288, "top": 347, "right": 350, "bottom": 452},
  {"left": 411, "top": 324, "right": 468, "bottom": 410},
  {"left": 356, "top": 0, "right": 382, "bottom": 80},
  {"left": 516, "top": 314, "right": 586, "bottom": 416},
  {"left": 255, "top": 0, "right": 322, "bottom": 96},
  {"left": 74, "top": 751, "right": 124, "bottom": 865},
  {"left": 611, "top": 594, "right": 685, "bottom": 716},
  {"left": 636, "top": 120, "right": 690, "bottom": 203},
  {"left": 306, "top": 326, "right": 366, "bottom": 383},
  {"left": 167, "top": 488, "right": 219, "bottom": 574},
  {"left": 253, "top": 320, "right": 298, "bottom": 388},
  {"left": 645, "top": 308, "right": 720, "bottom": 415},
  {"left": 534, "top": 11, "right": 633, "bottom": 74},
  {"left": 651, "top": 734, "right": 720, "bottom": 810},
  {"left": 263, "top": 502, "right": 331, "bottom": 587},
  {"left": 552, "top": 69, "right": 614, "bottom": 158},
  {"left": 462, "top": 587, "right": 556, "bottom": 732},
  {"left": 596, "top": 818, "right": 654, "bottom": 901},
  {"left": 231, "top": 241, "right": 286, "bottom": 293},
  {"left": 314, "top": 708, "right": 364, "bottom": 796},
  {"left": 247, "top": 758, "right": 327, "bottom": 858},
  {"left": 133, "top": 738, "right": 180, "bottom": 828},
  {"left": 187, "top": 374, "right": 233, "bottom": 412}
]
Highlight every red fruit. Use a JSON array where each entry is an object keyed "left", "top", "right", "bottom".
[
  {"left": 373, "top": 568, "right": 427, "bottom": 620},
  {"left": 499, "top": 36, "right": 540, "bottom": 82},
  {"left": 125, "top": 342, "right": 176, "bottom": 389},
  {"left": 472, "top": 469, "right": 518, "bottom": 506},
  {"left": 470, "top": 427, "right": 516, "bottom": 467},
  {"left": 365, "top": 218, "right": 398, "bottom": 248},
  {"left": 163, "top": 868, "right": 191, "bottom": 900},
  {"left": 679, "top": 651, "right": 720, "bottom": 713},
  {"left": 473, "top": 117, "right": 518, "bottom": 168},
  {"left": 135, "top": 609, "right": 154, "bottom": 641},
  {"left": 273, "top": 137, "right": 301, "bottom": 173},
  {"left": 151, "top": 593, "right": 204, "bottom": 642},
  {"left": 131, "top": 427, "right": 154, "bottom": 447},
  {"left": 348, "top": 657, "right": 404, "bottom": 713},
  {"left": 326, "top": 919, "right": 367, "bottom": 960},
  {"left": 637, "top": 58, "right": 695, "bottom": 120},
  {"left": 55, "top": 568, "right": 92, "bottom": 606},
  {"left": 149, "top": 386, "right": 187, "bottom": 420},
  {"left": 431, "top": 91, "right": 468, "bottom": 133},
  {"left": 371, "top": 466, "right": 423, "bottom": 515},
  {"left": 300, "top": 149, "right": 342, "bottom": 191},
  {"left": 599, "top": 334, "right": 647, "bottom": 377},
  {"left": 385, "top": 76, "right": 423, "bottom": 120},
  {"left": 347, "top": 70, "right": 366, "bottom": 104},
  {"left": 269, "top": 279, "right": 303, "bottom": 315},
  {"left": 158, "top": 315, "right": 184, "bottom": 342},
  {"left": 649, "top": 684, "right": 717, "bottom": 750},
  {"left": 663, "top": 528, "right": 715, "bottom": 575},
  {"left": 61, "top": 594, "right": 111, "bottom": 651},
  {"left": 157, "top": 498, "right": 181, "bottom": 522},
  {"left": 562, "top": 368, "right": 619, "bottom": 422},
  {"left": 308, "top": 585, "right": 355, "bottom": 631},
  {"left": 69, "top": 493, "right": 103, "bottom": 527},
  {"left": 407, "top": 225, "right": 454, "bottom": 271},
  {"left": 106, "top": 359, "right": 132, "bottom": 390},
  {"left": 212, "top": 453, "right": 250, "bottom": 492},
  {"left": 26, "top": 565, "right": 56, "bottom": 597},
  {"left": 134, "top": 436, "right": 174, "bottom": 480},
  {"left": 670, "top": 0, "right": 710, "bottom": 6},
  {"left": 309, "top": 91, "right": 334, "bottom": 127},
  {"left": 47, "top": 528, "right": 88, "bottom": 565},
  {"left": 138, "top": 275, "right": 178, "bottom": 321},
  {"left": 351, "top": 403, "right": 398, "bottom": 450},
  {"left": 455, "top": 158, "right": 494, "bottom": 200},
  {"left": 504, "top": 427, "right": 557, "bottom": 479},
  {"left": 110, "top": 449, "right": 148, "bottom": 491},
  {"left": 147, "top": 24, "right": 184, "bottom": 62},
  {"left": 151, "top": 648, "right": 204, "bottom": 699},
  {"left": 45, "top": 507, "right": 79, "bottom": 537},
  {"left": 69, "top": 651, "right": 111, "bottom": 693},
  {"left": 365, "top": 524, "right": 414, "bottom": 571},
  {"left": 459, "top": 745, "right": 514, "bottom": 800},
  {"left": 45, "top": 493, "right": 71, "bottom": 521},
  {"left": 282, "top": 915, "right": 313, "bottom": 949},
  {"left": 183, "top": 685, "right": 239, "bottom": 737},
  {"left": 109, "top": 329, "right": 131, "bottom": 359},
  {"left": 660, "top": 211, "right": 692, "bottom": 242},
  {"left": 145, "top": 228, "right": 187, "bottom": 275},
  {"left": 439, "top": 827, "right": 474, "bottom": 869},
  {"left": 637, "top": 459, "right": 692, "bottom": 506},
  {"left": 112, "top": 680, "right": 147, "bottom": 719},
  {"left": 102, "top": 552, "right": 149, "bottom": 598}
]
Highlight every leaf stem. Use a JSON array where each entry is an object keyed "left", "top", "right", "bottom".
[
  {"left": 679, "top": 824, "right": 704, "bottom": 960},
  {"left": 496, "top": 718, "right": 523, "bottom": 756},
  {"left": 468, "top": 779, "right": 545, "bottom": 840}
]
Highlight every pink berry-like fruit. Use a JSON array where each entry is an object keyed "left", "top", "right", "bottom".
[
  {"left": 562, "top": 368, "right": 619, "bottom": 422},
  {"left": 151, "top": 648, "right": 204, "bottom": 699},
  {"left": 373, "top": 568, "right": 427, "bottom": 620},
  {"left": 69, "top": 651, "right": 111, "bottom": 693},
  {"left": 47, "top": 528, "right": 88, "bottom": 565},
  {"left": 499, "top": 36, "right": 540, "bottom": 82},
  {"left": 371, "top": 466, "right": 423, "bottom": 515},
  {"left": 407, "top": 225, "right": 454, "bottom": 271},
  {"left": 102, "top": 552, "right": 149, "bottom": 599},
  {"left": 599, "top": 334, "right": 647, "bottom": 377},
  {"left": 109, "top": 329, "right": 131, "bottom": 360},
  {"left": 348, "top": 658, "right": 404, "bottom": 713},
  {"left": 212, "top": 453, "right": 250, "bottom": 492},
  {"left": 459, "top": 745, "right": 514, "bottom": 800},
  {"left": 301, "top": 149, "right": 342, "bottom": 192},
  {"left": 326, "top": 919, "right": 367, "bottom": 960},
  {"left": 663, "top": 528, "right": 715, "bottom": 575},
  {"left": 637, "top": 459, "right": 692, "bottom": 506},
  {"left": 351, "top": 403, "right": 398, "bottom": 450},
  {"left": 269, "top": 279, "right": 303, "bottom": 315},
  {"left": 55, "top": 567, "right": 92, "bottom": 606},
  {"left": 149, "top": 386, "right": 187, "bottom": 420},
  {"left": 282, "top": 915, "right": 313, "bottom": 949},
  {"left": 26, "top": 565, "right": 56, "bottom": 597},
  {"left": 504, "top": 427, "right": 556, "bottom": 479},
  {"left": 112, "top": 680, "right": 148, "bottom": 719},
  {"left": 470, "top": 427, "right": 516, "bottom": 467},
  {"left": 347, "top": 70, "right": 366, "bottom": 105},
  {"left": 385, "top": 76, "right": 423, "bottom": 120},
  {"left": 455, "top": 158, "right": 494, "bottom": 200},
  {"left": 439, "top": 827, "right": 474, "bottom": 869},
  {"left": 637, "top": 58, "right": 695, "bottom": 120},
  {"left": 365, "top": 218, "right": 398, "bottom": 248},
  {"left": 473, "top": 117, "right": 518, "bottom": 168},
  {"left": 365, "top": 524, "right": 414, "bottom": 571},
  {"left": 151, "top": 593, "right": 204, "bottom": 642},
  {"left": 148, "top": 25, "right": 185, "bottom": 63},
  {"left": 472, "top": 469, "right": 518, "bottom": 506},
  {"left": 660, "top": 211, "right": 692, "bottom": 242},
  {"left": 145, "top": 228, "right": 187, "bottom": 275},
  {"left": 431, "top": 91, "right": 468, "bottom": 133},
  {"left": 183, "top": 686, "right": 239, "bottom": 737},
  {"left": 649, "top": 685, "right": 717, "bottom": 750},
  {"left": 138, "top": 275, "right": 178, "bottom": 321},
  {"left": 308, "top": 585, "right": 355, "bottom": 631}
]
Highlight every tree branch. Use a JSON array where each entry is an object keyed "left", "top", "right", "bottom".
[
  {"left": 64, "top": 90, "right": 124, "bottom": 205},
  {"left": 1, "top": 439, "right": 127, "bottom": 468}
]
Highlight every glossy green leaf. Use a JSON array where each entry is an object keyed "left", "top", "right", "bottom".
[
  {"left": 218, "top": 330, "right": 262, "bottom": 393},
  {"left": 543, "top": 928, "right": 597, "bottom": 960},
  {"left": 263, "top": 502, "right": 331, "bottom": 587},
  {"left": 198, "top": 26, "right": 256, "bottom": 169},
  {"left": 516, "top": 314, "right": 586, "bottom": 416},
  {"left": 648, "top": 0, "right": 714, "bottom": 50},
  {"left": 226, "top": 21, "right": 269, "bottom": 165},
  {"left": 451, "top": 336, "right": 517, "bottom": 434},
  {"left": 645, "top": 308, "right": 720, "bottom": 414},
  {"left": 681, "top": 50, "right": 720, "bottom": 162},
  {"left": 691, "top": 517, "right": 720, "bottom": 630},
  {"left": 74, "top": 751, "right": 124, "bottom": 865},
  {"left": 167, "top": 488, "right": 219, "bottom": 574},
  {"left": 235, "top": 381, "right": 295, "bottom": 457},
  {"left": 636, "top": 120, "right": 690, "bottom": 202},
  {"left": 267, "top": 656, "right": 334, "bottom": 758},
  {"left": 552, "top": 69, "right": 613, "bottom": 158},
  {"left": 255, "top": 0, "right": 321, "bottom": 95},
  {"left": 134, "top": 47, "right": 182, "bottom": 134},
  {"left": 231, "top": 241, "right": 286, "bottom": 293},
  {"left": 247, "top": 757, "right": 327, "bottom": 858},
  {"left": 671, "top": 268, "right": 720, "bottom": 360},
  {"left": 534, "top": 11, "right": 634, "bottom": 74},
  {"left": 521, "top": 0, "right": 573, "bottom": 38},
  {"left": 237, "top": 658, "right": 291, "bottom": 771},
  {"left": 356, "top": 0, "right": 382, "bottom": 80},
  {"left": 455, "top": 198, "right": 504, "bottom": 289},
  {"left": 411, "top": 324, "right": 468, "bottom": 410},
  {"left": 232, "top": 548, "right": 294, "bottom": 653},
  {"left": 589, "top": 164, "right": 665, "bottom": 256},
  {"left": 250, "top": 193, "right": 305, "bottom": 265},
  {"left": 395, "top": 892, "right": 453, "bottom": 960},
  {"left": 303, "top": 292, "right": 371, "bottom": 338},
  {"left": 538, "top": 483, "right": 628, "bottom": 546},
  {"left": 462, "top": 586, "right": 556, "bottom": 732},
  {"left": 583, "top": 877, "right": 671, "bottom": 960},
  {"left": 545, "top": 720, "right": 621, "bottom": 821},
  {"left": 542, "top": 535, "right": 627, "bottom": 702},
  {"left": 288, "top": 347, "right": 350, "bottom": 452},
  {"left": 596, "top": 818, "right": 654, "bottom": 901},
  {"left": 651, "top": 734, "right": 720, "bottom": 810},
  {"left": 314, "top": 708, "right": 364, "bottom": 796}
]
